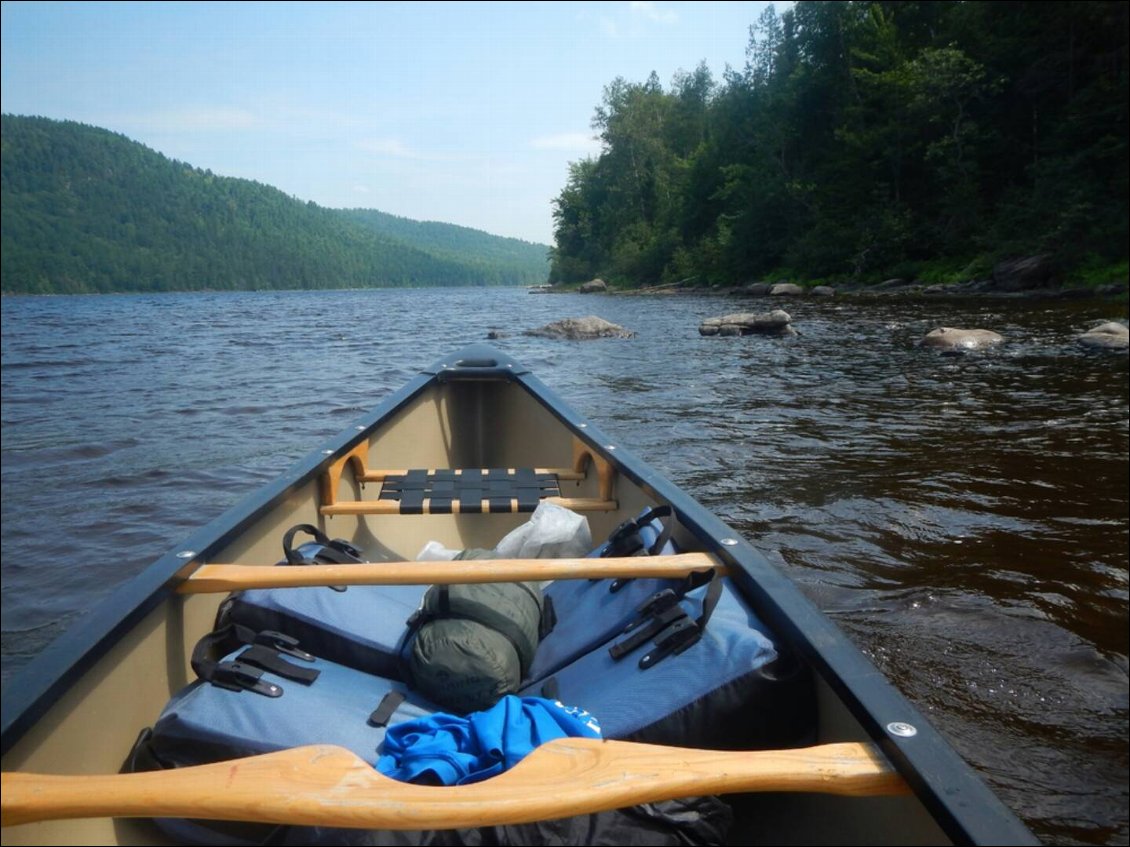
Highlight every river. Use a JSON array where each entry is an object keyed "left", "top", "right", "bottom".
[{"left": 1, "top": 287, "right": 1126, "bottom": 844}]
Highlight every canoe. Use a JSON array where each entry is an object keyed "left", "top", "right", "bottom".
[{"left": 0, "top": 344, "right": 1036, "bottom": 846}]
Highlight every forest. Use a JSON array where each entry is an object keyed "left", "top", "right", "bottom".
[
  {"left": 0, "top": 115, "right": 550, "bottom": 295},
  {"left": 548, "top": 1, "right": 1129, "bottom": 288}
]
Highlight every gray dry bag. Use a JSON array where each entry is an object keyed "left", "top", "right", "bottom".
[{"left": 402, "top": 551, "right": 550, "bottom": 713}]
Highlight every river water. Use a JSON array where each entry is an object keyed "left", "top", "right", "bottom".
[{"left": 1, "top": 287, "right": 1127, "bottom": 844}]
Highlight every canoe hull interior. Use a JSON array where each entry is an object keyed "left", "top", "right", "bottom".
[{"left": 0, "top": 347, "right": 1032, "bottom": 846}]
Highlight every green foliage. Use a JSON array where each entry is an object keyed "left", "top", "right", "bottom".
[
  {"left": 1, "top": 116, "right": 549, "bottom": 294},
  {"left": 548, "top": 0, "right": 1128, "bottom": 287}
]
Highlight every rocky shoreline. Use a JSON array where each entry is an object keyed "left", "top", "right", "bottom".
[{"left": 537, "top": 255, "right": 1128, "bottom": 301}]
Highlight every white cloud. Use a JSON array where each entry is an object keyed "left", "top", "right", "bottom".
[
  {"left": 629, "top": 2, "right": 678, "bottom": 24},
  {"left": 530, "top": 132, "right": 601, "bottom": 153}
]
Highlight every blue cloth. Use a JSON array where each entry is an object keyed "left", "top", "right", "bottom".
[{"left": 377, "top": 696, "right": 601, "bottom": 785}]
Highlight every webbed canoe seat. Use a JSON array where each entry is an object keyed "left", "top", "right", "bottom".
[{"left": 318, "top": 437, "right": 618, "bottom": 516}]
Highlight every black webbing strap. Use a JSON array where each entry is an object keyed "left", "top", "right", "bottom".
[
  {"left": 237, "top": 644, "right": 320, "bottom": 684},
  {"left": 208, "top": 661, "right": 283, "bottom": 698},
  {"left": 191, "top": 624, "right": 319, "bottom": 696},
  {"left": 601, "top": 505, "right": 675, "bottom": 593},
  {"left": 369, "top": 691, "right": 406, "bottom": 727},
  {"left": 607, "top": 569, "right": 725, "bottom": 670},
  {"left": 639, "top": 570, "right": 724, "bottom": 670},
  {"left": 608, "top": 602, "right": 686, "bottom": 659},
  {"left": 281, "top": 524, "right": 363, "bottom": 592},
  {"left": 378, "top": 469, "right": 561, "bottom": 513}
]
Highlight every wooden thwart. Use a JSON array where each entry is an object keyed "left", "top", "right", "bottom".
[
  {"left": 0, "top": 738, "right": 909, "bottom": 829},
  {"left": 320, "top": 496, "right": 618, "bottom": 516},
  {"left": 319, "top": 437, "right": 619, "bottom": 516},
  {"left": 177, "top": 553, "right": 724, "bottom": 594},
  {"left": 360, "top": 467, "right": 586, "bottom": 483}
]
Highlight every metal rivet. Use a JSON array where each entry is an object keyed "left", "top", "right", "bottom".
[
  {"left": 322, "top": 449, "right": 334, "bottom": 455},
  {"left": 888, "top": 722, "right": 918, "bottom": 737},
  {"left": 606, "top": 445, "right": 616, "bottom": 451},
  {"left": 578, "top": 423, "right": 588, "bottom": 428},
  {"left": 176, "top": 550, "right": 195, "bottom": 559},
  {"left": 720, "top": 538, "right": 739, "bottom": 546},
  {"left": 356, "top": 425, "right": 365, "bottom": 431}
]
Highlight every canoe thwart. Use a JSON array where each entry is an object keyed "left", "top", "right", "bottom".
[
  {"left": 320, "top": 496, "right": 618, "bottom": 516},
  {"left": 177, "top": 553, "right": 725, "bottom": 594},
  {"left": 0, "top": 738, "right": 909, "bottom": 829},
  {"left": 320, "top": 437, "right": 616, "bottom": 515}
]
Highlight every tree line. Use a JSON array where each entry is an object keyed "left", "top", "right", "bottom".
[
  {"left": 1, "top": 115, "right": 550, "bottom": 295},
  {"left": 549, "top": 1, "right": 1128, "bottom": 288}
]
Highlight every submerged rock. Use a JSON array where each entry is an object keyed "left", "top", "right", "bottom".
[
  {"left": 524, "top": 316, "right": 634, "bottom": 340},
  {"left": 921, "top": 327, "right": 1005, "bottom": 352},
  {"left": 769, "top": 283, "right": 805, "bottom": 296},
  {"left": 699, "top": 309, "right": 794, "bottom": 337},
  {"left": 1077, "top": 321, "right": 1129, "bottom": 351}
]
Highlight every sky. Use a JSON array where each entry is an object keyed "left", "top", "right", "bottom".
[{"left": 1, "top": 1, "right": 787, "bottom": 245}]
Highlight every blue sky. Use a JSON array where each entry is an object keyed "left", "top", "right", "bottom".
[{"left": 2, "top": 1, "right": 786, "bottom": 245}]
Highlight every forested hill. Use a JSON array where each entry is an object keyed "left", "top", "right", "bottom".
[
  {"left": 550, "top": 1, "right": 1128, "bottom": 288},
  {"left": 341, "top": 209, "right": 549, "bottom": 286},
  {"left": 0, "top": 115, "right": 550, "bottom": 294}
]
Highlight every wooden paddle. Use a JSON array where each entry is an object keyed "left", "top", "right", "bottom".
[
  {"left": 1, "top": 738, "right": 908, "bottom": 829},
  {"left": 178, "top": 553, "right": 726, "bottom": 594}
]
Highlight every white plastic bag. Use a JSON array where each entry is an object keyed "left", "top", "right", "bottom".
[
  {"left": 494, "top": 501, "right": 593, "bottom": 560},
  {"left": 415, "top": 540, "right": 461, "bottom": 561}
]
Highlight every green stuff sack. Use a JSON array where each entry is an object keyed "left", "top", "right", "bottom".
[{"left": 403, "top": 551, "right": 548, "bottom": 713}]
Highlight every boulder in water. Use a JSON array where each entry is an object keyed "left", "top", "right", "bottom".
[
  {"left": 524, "top": 316, "right": 634, "bottom": 340},
  {"left": 1077, "top": 321, "right": 1128, "bottom": 351},
  {"left": 921, "top": 327, "right": 1004, "bottom": 352}
]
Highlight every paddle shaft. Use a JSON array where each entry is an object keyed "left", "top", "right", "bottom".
[
  {"left": 178, "top": 553, "right": 724, "bottom": 593},
  {"left": 1, "top": 739, "right": 908, "bottom": 829}
]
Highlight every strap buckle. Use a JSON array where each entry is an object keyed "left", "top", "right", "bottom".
[
  {"left": 639, "top": 618, "right": 703, "bottom": 670},
  {"left": 210, "top": 660, "right": 283, "bottom": 697},
  {"left": 609, "top": 589, "right": 687, "bottom": 660},
  {"left": 254, "top": 630, "right": 315, "bottom": 662}
]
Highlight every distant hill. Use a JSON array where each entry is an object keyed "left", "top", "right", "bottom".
[
  {"left": 0, "top": 115, "right": 550, "bottom": 294},
  {"left": 339, "top": 209, "right": 549, "bottom": 284}
]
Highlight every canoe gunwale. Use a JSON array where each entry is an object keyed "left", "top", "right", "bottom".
[{"left": 0, "top": 344, "right": 1036, "bottom": 845}]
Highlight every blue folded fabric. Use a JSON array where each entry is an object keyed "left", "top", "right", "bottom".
[{"left": 377, "top": 696, "right": 601, "bottom": 786}]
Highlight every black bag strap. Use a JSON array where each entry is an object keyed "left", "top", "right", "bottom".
[
  {"left": 369, "top": 691, "right": 406, "bottom": 727},
  {"left": 605, "top": 506, "right": 675, "bottom": 593},
  {"left": 640, "top": 570, "right": 724, "bottom": 670},
  {"left": 282, "top": 524, "right": 332, "bottom": 564},
  {"left": 191, "top": 624, "right": 319, "bottom": 696},
  {"left": 607, "top": 569, "right": 725, "bottom": 670},
  {"left": 281, "top": 524, "right": 363, "bottom": 592}
]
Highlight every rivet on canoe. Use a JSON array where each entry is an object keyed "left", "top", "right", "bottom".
[
  {"left": 606, "top": 445, "right": 616, "bottom": 451},
  {"left": 720, "top": 538, "right": 739, "bottom": 546},
  {"left": 176, "top": 550, "right": 195, "bottom": 559},
  {"left": 888, "top": 722, "right": 918, "bottom": 737},
  {"left": 322, "top": 449, "right": 334, "bottom": 455},
  {"left": 355, "top": 426, "right": 365, "bottom": 432},
  {"left": 578, "top": 422, "right": 587, "bottom": 428}
]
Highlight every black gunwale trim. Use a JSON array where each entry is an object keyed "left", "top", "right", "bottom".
[
  {"left": 1, "top": 370, "right": 435, "bottom": 757},
  {"left": 0, "top": 343, "right": 1037, "bottom": 846}
]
